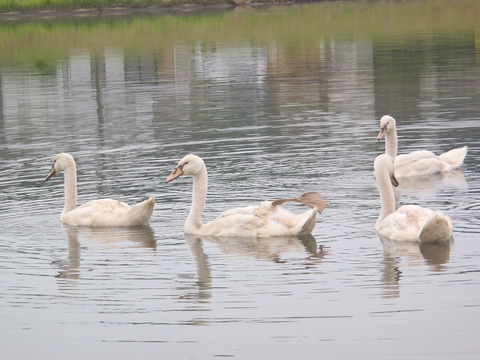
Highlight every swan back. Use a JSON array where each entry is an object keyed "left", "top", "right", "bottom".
[{"left": 200, "top": 201, "right": 318, "bottom": 237}]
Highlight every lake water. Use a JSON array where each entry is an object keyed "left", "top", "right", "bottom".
[{"left": 1, "top": 1, "right": 480, "bottom": 359}]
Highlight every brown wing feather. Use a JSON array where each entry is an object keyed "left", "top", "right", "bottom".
[{"left": 272, "top": 192, "right": 328, "bottom": 214}]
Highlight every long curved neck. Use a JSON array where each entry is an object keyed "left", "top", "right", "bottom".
[
  {"left": 62, "top": 164, "right": 78, "bottom": 216},
  {"left": 185, "top": 167, "right": 208, "bottom": 233},
  {"left": 385, "top": 126, "right": 398, "bottom": 158},
  {"left": 375, "top": 167, "right": 396, "bottom": 228}
]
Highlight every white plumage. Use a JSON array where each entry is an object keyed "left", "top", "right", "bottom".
[
  {"left": 377, "top": 115, "right": 467, "bottom": 178},
  {"left": 374, "top": 154, "right": 453, "bottom": 242},
  {"left": 45, "top": 153, "right": 155, "bottom": 227},
  {"left": 165, "top": 154, "right": 327, "bottom": 237}
]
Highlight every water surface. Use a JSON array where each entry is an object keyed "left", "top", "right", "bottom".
[{"left": 1, "top": 1, "right": 479, "bottom": 359}]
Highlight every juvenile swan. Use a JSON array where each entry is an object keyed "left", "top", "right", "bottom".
[
  {"left": 45, "top": 153, "right": 155, "bottom": 227},
  {"left": 377, "top": 115, "right": 467, "bottom": 178},
  {"left": 374, "top": 154, "right": 453, "bottom": 242},
  {"left": 165, "top": 154, "right": 328, "bottom": 237}
]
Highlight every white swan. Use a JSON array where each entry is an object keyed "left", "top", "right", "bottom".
[
  {"left": 165, "top": 154, "right": 328, "bottom": 237},
  {"left": 45, "top": 153, "right": 155, "bottom": 227},
  {"left": 374, "top": 153, "right": 453, "bottom": 242},
  {"left": 377, "top": 115, "right": 467, "bottom": 178}
]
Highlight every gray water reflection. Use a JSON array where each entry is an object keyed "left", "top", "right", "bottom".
[
  {"left": 185, "top": 233, "right": 323, "bottom": 263},
  {"left": 396, "top": 169, "right": 468, "bottom": 195},
  {"left": 379, "top": 234, "right": 454, "bottom": 301},
  {"left": 57, "top": 225, "right": 156, "bottom": 279},
  {"left": 1, "top": 2, "right": 480, "bottom": 359}
]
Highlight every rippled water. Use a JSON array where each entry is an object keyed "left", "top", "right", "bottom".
[{"left": 1, "top": 1, "right": 480, "bottom": 359}]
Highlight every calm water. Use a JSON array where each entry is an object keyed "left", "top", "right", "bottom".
[{"left": 1, "top": 1, "right": 480, "bottom": 359}]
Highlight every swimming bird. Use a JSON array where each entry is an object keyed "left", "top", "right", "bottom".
[
  {"left": 374, "top": 153, "right": 453, "bottom": 242},
  {"left": 45, "top": 153, "right": 155, "bottom": 227},
  {"left": 377, "top": 115, "right": 467, "bottom": 178},
  {"left": 165, "top": 154, "right": 328, "bottom": 237}
]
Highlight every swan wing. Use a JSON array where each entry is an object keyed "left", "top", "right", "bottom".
[
  {"left": 394, "top": 151, "right": 443, "bottom": 177},
  {"left": 377, "top": 205, "right": 432, "bottom": 242},
  {"left": 62, "top": 198, "right": 154, "bottom": 227},
  {"left": 201, "top": 201, "right": 317, "bottom": 237},
  {"left": 272, "top": 192, "right": 328, "bottom": 213},
  {"left": 395, "top": 146, "right": 467, "bottom": 178}
]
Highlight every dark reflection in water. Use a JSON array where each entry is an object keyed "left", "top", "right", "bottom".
[{"left": 379, "top": 234, "right": 453, "bottom": 299}]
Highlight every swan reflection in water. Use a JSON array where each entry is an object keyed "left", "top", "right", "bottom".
[
  {"left": 56, "top": 225, "right": 156, "bottom": 279},
  {"left": 378, "top": 234, "right": 453, "bottom": 299},
  {"left": 185, "top": 233, "right": 325, "bottom": 264},
  {"left": 396, "top": 169, "right": 467, "bottom": 196},
  {"left": 183, "top": 233, "right": 326, "bottom": 296}
]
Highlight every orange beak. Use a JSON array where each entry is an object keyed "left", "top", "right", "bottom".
[{"left": 165, "top": 167, "right": 183, "bottom": 183}]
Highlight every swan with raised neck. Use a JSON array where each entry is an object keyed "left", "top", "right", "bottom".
[
  {"left": 374, "top": 153, "right": 453, "bottom": 242},
  {"left": 165, "top": 154, "right": 328, "bottom": 237},
  {"left": 377, "top": 115, "right": 467, "bottom": 178},
  {"left": 45, "top": 153, "right": 155, "bottom": 227}
]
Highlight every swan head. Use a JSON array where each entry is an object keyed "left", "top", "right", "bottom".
[
  {"left": 165, "top": 154, "right": 205, "bottom": 183},
  {"left": 45, "top": 153, "right": 76, "bottom": 181},
  {"left": 377, "top": 115, "right": 396, "bottom": 141},
  {"left": 374, "top": 154, "right": 399, "bottom": 187}
]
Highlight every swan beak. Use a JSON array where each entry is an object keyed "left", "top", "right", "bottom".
[
  {"left": 45, "top": 168, "right": 56, "bottom": 181},
  {"left": 391, "top": 174, "right": 399, "bottom": 187},
  {"left": 165, "top": 167, "right": 183, "bottom": 183},
  {"left": 377, "top": 126, "right": 387, "bottom": 141}
]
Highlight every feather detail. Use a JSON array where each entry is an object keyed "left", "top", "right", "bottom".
[{"left": 272, "top": 192, "right": 329, "bottom": 214}]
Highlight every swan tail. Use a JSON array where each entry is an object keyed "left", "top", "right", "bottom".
[
  {"left": 294, "top": 208, "right": 317, "bottom": 235},
  {"left": 438, "top": 146, "right": 467, "bottom": 171},
  {"left": 127, "top": 196, "right": 155, "bottom": 225},
  {"left": 419, "top": 212, "right": 453, "bottom": 243}
]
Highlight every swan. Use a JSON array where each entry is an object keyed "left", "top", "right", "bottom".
[
  {"left": 374, "top": 153, "right": 453, "bottom": 242},
  {"left": 165, "top": 154, "right": 328, "bottom": 237},
  {"left": 45, "top": 153, "right": 155, "bottom": 227},
  {"left": 377, "top": 115, "right": 467, "bottom": 178}
]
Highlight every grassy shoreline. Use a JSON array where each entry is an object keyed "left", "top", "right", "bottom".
[{"left": 0, "top": 0, "right": 282, "bottom": 15}]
